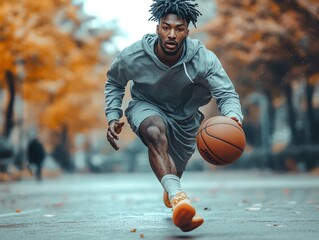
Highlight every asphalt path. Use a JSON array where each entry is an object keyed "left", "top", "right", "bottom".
[{"left": 0, "top": 170, "right": 318, "bottom": 240}]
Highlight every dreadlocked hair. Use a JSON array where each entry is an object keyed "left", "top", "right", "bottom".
[{"left": 149, "top": 0, "right": 202, "bottom": 28}]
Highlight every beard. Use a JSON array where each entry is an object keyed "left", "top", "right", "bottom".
[{"left": 158, "top": 37, "right": 187, "bottom": 56}]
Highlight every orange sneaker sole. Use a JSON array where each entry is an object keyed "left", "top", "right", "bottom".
[
  {"left": 173, "top": 202, "right": 195, "bottom": 227},
  {"left": 173, "top": 202, "right": 203, "bottom": 231},
  {"left": 179, "top": 215, "right": 204, "bottom": 232}
]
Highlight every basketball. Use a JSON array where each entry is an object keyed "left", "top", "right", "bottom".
[{"left": 196, "top": 116, "right": 246, "bottom": 166}]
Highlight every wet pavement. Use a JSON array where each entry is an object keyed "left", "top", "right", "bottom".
[{"left": 0, "top": 170, "right": 318, "bottom": 240}]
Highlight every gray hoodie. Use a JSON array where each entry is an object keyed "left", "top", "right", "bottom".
[{"left": 105, "top": 34, "right": 243, "bottom": 123}]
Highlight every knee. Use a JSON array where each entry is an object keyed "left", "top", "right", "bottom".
[{"left": 144, "top": 125, "right": 167, "bottom": 146}]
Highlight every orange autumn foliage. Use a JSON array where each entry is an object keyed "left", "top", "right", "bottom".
[
  {"left": 201, "top": 0, "right": 319, "bottom": 95},
  {"left": 0, "top": 0, "right": 113, "bottom": 139}
]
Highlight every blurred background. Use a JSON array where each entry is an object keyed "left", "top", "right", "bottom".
[{"left": 0, "top": 0, "right": 319, "bottom": 182}]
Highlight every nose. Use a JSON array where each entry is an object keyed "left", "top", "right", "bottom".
[{"left": 168, "top": 29, "right": 176, "bottom": 39}]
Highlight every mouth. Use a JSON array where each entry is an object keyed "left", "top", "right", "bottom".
[{"left": 165, "top": 41, "right": 178, "bottom": 49}]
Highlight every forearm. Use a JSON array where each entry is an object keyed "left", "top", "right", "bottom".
[
  {"left": 104, "top": 79, "right": 126, "bottom": 123},
  {"left": 206, "top": 54, "right": 243, "bottom": 122},
  {"left": 216, "top": 91, "right": 243, "bottom": 123}
]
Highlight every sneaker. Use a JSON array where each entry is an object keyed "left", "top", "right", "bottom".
[
  {"left": 163, "top": 191, "right": 172, "bottom": 208},
  {"left": 170, "top": 192, "right": 204, "bottom": 232}
]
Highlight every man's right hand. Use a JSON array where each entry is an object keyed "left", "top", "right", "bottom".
[{"left": 106, "top": 120, "right": 125, "bottom": 150}]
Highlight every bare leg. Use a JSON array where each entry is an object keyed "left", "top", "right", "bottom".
[
  {"left": 139, "top": 115, "right": 203, "bottom": 232},
  {"left": 139, "top": 116, "right": 177, "bottom": 181}
]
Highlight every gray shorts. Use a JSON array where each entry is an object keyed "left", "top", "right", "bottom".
[{"left": 125, "top": 100, "right": 204, "bottom": 171}]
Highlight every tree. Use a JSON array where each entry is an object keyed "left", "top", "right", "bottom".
[
  {"left": 0, "top": 0, "right": 113, "bottom": 143},
  {"left": 202, "top": 0, "right": 319, "bottom": 145}
]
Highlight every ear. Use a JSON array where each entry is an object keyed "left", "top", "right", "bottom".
[
  {"left": 186, "top": 29, "right": 189, "bottom": 36},
  {"left": 156, "top": 25, "right": 159, "bottom": 34}
]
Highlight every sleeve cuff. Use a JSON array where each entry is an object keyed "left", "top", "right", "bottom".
[{"left": 106, "top": 112, "right": 121, "bottom": 124}]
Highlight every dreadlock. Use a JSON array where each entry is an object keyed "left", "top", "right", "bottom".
[{"left": 149, "top": 0, "right": 202, "bottom": 28}]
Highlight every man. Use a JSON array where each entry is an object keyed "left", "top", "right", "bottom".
[{"left": 105, "top": 0, "right": 243, "bottom": 232}]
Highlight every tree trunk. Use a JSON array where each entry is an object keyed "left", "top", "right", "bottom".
[
  {"left": 306, "top": 82, "right": 317, "bottom": 143},
  {"left": 265, "top": 90, "right": 275, "bottom": 137},
  {"left": 283, "top": 83, "right": 298, "bottom": 145},
  {"left": 51, "top": 124, "right": 74, "bottom": 172},
  {"left": 3, "top": 70, "right": 15, "bottom": 138}
]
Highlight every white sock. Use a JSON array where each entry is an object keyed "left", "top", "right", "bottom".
[{"left": 160, "top": 174, "right": 182, "bottom": 200}]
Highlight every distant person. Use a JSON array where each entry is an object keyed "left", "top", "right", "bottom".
[
  {"left": 104, "top": 0, "right": 243, "bottom": 232},
  {"left": 27, "top": 136, "right": 46, "bottom": 181}
]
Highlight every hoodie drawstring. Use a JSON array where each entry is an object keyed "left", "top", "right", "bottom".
[{"left": 183, "top": 62, "right": 194, "bottom": 84}]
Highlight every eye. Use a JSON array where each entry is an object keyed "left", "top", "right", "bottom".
[{"left": 162, "top": 26, "right": 169, "bottom": 31}]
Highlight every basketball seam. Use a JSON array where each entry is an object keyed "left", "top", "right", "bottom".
[
  {"left": 205, "top": 122, "right": 244, "bottom": 133},
  {"left": 202, "top": 126, "right": 244, "bottom": 152},
  {"left": 200, "top": 131, "right": 229, "bottom": 165}
]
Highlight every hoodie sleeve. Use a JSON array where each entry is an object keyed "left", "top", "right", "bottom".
[
  {"left": 104, "top": 53, "right": 129, "bottom": 124},
  {"left": 203, "top": 51, "right": 243, "bottom": 122}
]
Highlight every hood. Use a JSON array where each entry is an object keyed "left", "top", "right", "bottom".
[{"left": 142, "top": 34, "right": 204, "bottom": 66}]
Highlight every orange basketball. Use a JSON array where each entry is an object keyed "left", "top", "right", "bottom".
[{"left": 196, "top": 116, "right": 246, "bottom": 166}]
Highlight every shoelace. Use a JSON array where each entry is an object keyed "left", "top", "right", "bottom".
[{"left": 170, "top": 192, "right": 188, "bottom": 206}]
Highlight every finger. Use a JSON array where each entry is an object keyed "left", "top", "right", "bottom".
[
  {"left": 107, "top": 130, "right": 119, "bottom": 150},
  {"left": 229, "top": 116, "right": 242, "bottom": 128},
  {"left": 108, "top": 128, "right": 119, "bottom": 140},
  {"left": 108, "top": 138, "right": 119, "bottom": 151},
  {"left": 111, "top": 132, "right": 119, "bottom": 140}
]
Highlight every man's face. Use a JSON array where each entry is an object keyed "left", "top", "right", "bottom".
[{"left": 156, "top": 14, "right": 189, "bottom": 56}]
